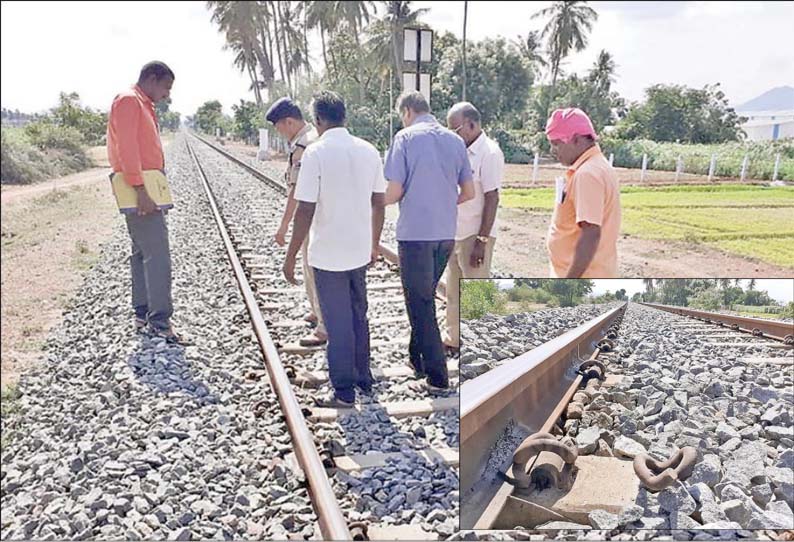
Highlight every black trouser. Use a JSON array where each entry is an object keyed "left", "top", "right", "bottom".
[
  {"left": 313, "top": 264, "right": 372, "bottom": 402},
  {"left": 398, "top": 240, "right": 454, "bottom": 387}
]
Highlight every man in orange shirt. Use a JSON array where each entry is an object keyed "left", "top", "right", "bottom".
[
  {"left": 545, "top": 108, "right": 621, "bottom": 278},
  {"left": 107, "top": 61, "right": 186, "bottom": 343}
]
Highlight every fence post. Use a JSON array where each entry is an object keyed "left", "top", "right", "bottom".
[
  {"left": 532, "top": 151, "right": 539, "bottom": 185},
  {"left": 773, "top": 152, "right": 781, "bottom": 181},
  {"left": 640, "top": 153, "right": 647, "bottom": 182},
  {"left": 675, "top": 154, "right": 682, "bottom": 182},
  {"left": 707, "top": 153, "right": 716, "bottom": 182},
  {"left": 608, "top": 153, "right": 614, "bottom": 167},
  {"left": 740, "top": 154, "right": 749, "bottom": 182}
]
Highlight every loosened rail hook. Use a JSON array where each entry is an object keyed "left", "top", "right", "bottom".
[{"left": 633, "top": 447, "right": 698, "bottom": 492}]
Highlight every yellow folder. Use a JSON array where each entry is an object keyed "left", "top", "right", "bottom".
[{"left": 109, "top": 169, "right": 174, "bottom": 214}]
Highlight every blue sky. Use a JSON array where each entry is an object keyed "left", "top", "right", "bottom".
[{"left": 2, "top": 1, "right": 792, "bottom": 116}]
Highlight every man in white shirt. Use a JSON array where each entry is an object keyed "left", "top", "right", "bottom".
[
  {"left": 443, "top": 102, "right": 504, "bottom": 349},
  {"left": 282, "top": 91, "right": 387, "bottom": 408}
]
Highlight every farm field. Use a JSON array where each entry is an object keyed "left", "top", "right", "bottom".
[
  {"left": 501, "top": 184, "right": 794, "bottom": 267},
  {"left": 500, "top": 162, "right": 791, "bottom": 188}
]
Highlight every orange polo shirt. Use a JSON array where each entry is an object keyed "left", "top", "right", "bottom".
[
  {"left": 546, "top": 144, "right": 621, "bottom": 277},
  {"left": 107, "top": 85, "right": 163, "bottom": 186}
]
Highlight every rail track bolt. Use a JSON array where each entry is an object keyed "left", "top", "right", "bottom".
[
  {"left": 731, "top": 324, "right": 739, "bottom": 330},
  {"left": 510, "top": 432, "right": 578, "bottom": 491},
  {"left": 752, "top": 328, "right": 763, "bottom": 337},
  {"left": 319, "top": 449, "right": 336, "bottom": 469},
  {"left": 633, "top": 447, "right": 698, "bottom": 492},
  {"left": 350, "top": 522, "right": 369, "bottom": 541},
  {"left": 579, "top": 360, "right": 606, "bottom": 381},
  {"left": 597, "top": 339, "right": 615, "bottom": 352},
  {"left": 606, "top": 330, "right": 618, "bottom": 340},
  {"left": 784, "top": 334, "right": 794, "bottom": 345},
  {"left": 284, "top": 365, "right": 296, "bottom": 379},
  {"left": 324, "top": 439, "right": 345, "bottom": 457}
]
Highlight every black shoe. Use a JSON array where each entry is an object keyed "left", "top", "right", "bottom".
[
  {"left": 135, "top": 317, "right": 148, "bottom": 332},
  {"left": 356, "top": 381, "right": 374, "bottom": 395},
  {"left": 408, "top": 360, "right": 426, "bottom": 378},
  {"left": 314, "top": 391, "right": 355, "bottom": 409},
  {"left": 426, "top": 379, "right": 450, "bottom": 393}
]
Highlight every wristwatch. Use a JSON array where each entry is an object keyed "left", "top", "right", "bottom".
[{"left": 475, "top": 235, "right": 489, "bottom": 244}]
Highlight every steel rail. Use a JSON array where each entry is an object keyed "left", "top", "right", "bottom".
[
  {"left": 185, "top": 138, "right": 351, "bottom": 540},
  {"left": 641, "top": 303, "right": 794, "bottom": 344},
  {"left": 460, "top": 303, "right": 627, "bottom": 528},
  {"left": 188, "top": 132, "right": 446, "bottom": 298}
]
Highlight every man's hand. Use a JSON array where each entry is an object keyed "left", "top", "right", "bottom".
[
  {"left": 283, "top": 253, "right": 298, "bottom": 285},
  {"left": 370, "top": 245, "right": 380, "bottom": 267},
  {"left": 275, "top": 225, "right": 288, "bottom": 247},
  {"left": 470, "top": 240, "right": 486, "bottom": 268},
  {"left": 136, "top": 186, "right": 157, "bottom": 216}
]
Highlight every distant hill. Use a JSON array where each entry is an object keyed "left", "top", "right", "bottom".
[{"left": 736, "top": 86, "right": 794, "bottom": 112}]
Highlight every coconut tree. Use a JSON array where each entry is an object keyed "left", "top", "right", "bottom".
[
  {"left": 208, "top": 1, "right": 271, "bottom": 103},
  {"left": 338, "top": 0, "right": 377, "bottom": 101},
  {"left": 531, "top": 1, "right": 598, "bottom": 117},
  {"left": 588, "top": 49, "right": 616, "bottom": 92},
  {"left": 306, "top": 0, "right": 340, "bottom": 76},
  {"left": 515, "top": 30, "right": 548, "bottom": 78},
  {"left": 382, "top": 1, "right": 428, "bottom": 83}
]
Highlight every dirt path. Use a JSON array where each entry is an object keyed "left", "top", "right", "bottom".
[
  {"left": 1, "top": 137, "right": 174, "bottom": 389},
  {"left": 1, "top": 167, "right": 110, "bottom": 204},
  {"left": 493, "top": 208, "right": 792, "bottom": 278}
]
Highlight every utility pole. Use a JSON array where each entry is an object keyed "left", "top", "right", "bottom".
[{"left": 462, "top": 0, "right": 468, "bottom": 101}]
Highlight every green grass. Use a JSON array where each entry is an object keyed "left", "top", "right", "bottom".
[
  {"left": 732, "top": 311, "right": 785, "bottom": 320},
  {"left": 502, "top": 184, "right": 794, "bottom": 267}
]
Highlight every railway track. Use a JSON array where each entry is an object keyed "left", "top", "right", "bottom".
[
  {"left": 184, "top": 133, "right": 460, "bottom": 540},
  {"left": 461, "top": 301, "right": 793, "bottom": 532}
]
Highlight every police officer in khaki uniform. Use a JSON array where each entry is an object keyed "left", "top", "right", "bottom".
[{"left": 266, "top": 98, "right": 326, "bottom": 346}]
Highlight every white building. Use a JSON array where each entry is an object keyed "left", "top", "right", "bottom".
[{"left": 736, "top": 109, "right": 794, "bottom": 141}]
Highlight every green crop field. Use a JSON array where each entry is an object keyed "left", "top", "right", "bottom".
[{"left": 501, "top": 184, "right": 794, "bottom": 267}]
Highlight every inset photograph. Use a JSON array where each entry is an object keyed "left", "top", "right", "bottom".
[{"left": 460, "top": 279, "right": 793, "bottom": 534}]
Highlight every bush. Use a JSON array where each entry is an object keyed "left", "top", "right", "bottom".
[
  {"left": 491, "top": 128, "right": 533, "bottom": 164},
  {"left": 598, "top": 136, "right": 794, "bottom": 180},
  {"left": 506, "top": 286, "right": 553, "bottom": 305},
  {"left": 1, "top": 126, "right": 91, "bottom": 184},
  {"left": 689, "top": 289, "right": 722, "bottom": 311},
  {"left": 460, "top": 280, "right": 506, "bottom": 319}
]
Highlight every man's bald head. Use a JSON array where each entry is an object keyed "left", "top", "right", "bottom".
[
  {"left": 447, "top": 101, "right": 482, "bottom": 147},
  {"left": 448, "top": 102, "right": 481, "bottom": 125}
]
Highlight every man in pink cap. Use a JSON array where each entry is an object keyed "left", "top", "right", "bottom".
[{"left": 544, "top": 107, "right": 621, "bottom": 278}]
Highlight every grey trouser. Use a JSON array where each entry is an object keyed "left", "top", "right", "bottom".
[{"left": 125, "top": 212, "right": 173, "bottom": 331}]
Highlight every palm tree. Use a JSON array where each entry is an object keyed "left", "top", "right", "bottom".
[
  {"left": 531, "top": 1, "right": 598, "bottom": 117},
  {"left": 718, "top": 278, "right": 732, "bottom": 290},
  {"left": 588, "top": 49, "right": 616, "bottom": 92},
  {"left": 208, "top": 1, "right": 271, "bottom": 103},
  {"left": 338, "top": 0, "right": 377, "bottom": 101},
  {"left": 371, "top": 1, "right": 428, "bottom": 84},
  {"left": 515, "top": 30, "right": 548, "bottom": 78},
  {"left": 306, "top": 0, "right": 340, "bottom": 77},
  {"left": 748, "top": 279, "right": 757, "bottom": 291}
]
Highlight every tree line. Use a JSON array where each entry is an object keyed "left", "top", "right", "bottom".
[{"left": 202, "top": 1, "right": 751, "bottom": 159}]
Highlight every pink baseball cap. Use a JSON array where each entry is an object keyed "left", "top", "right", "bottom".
[{"left": 545, "top": 107, "right": 597, "bottom": 143}]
